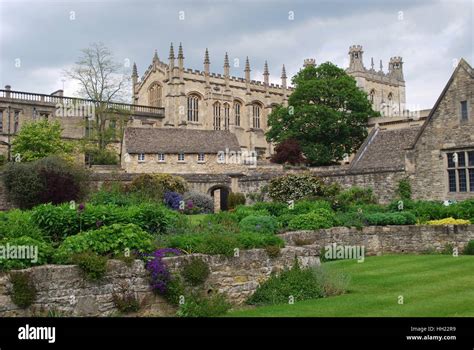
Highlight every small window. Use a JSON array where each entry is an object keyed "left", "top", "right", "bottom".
[
  {"left": 0, "top": 110, "right": 3, "bottom": 132},
  {"left": 461, "top": 101, "right": 468, "bottom": 121},
  {"left": 138, "top": 153, "right": 145, "bottom": 162},
  {"left": 197, "top": 153, "right": 205, "bottom": 162},
  {"left": 217, "top": 152, "right": 225, "bottom": 163},
  {"left": 447, "top": 150, "right": 474, "bottom": 192},
  {"left": 178, "top": 153, "right": 185, "bottom": 162},
  {"left": 13, "top": 110, "right": 20, "bottom": 133},
  {"left": 157, "top": 153, "right": 165, "bottom": 162}
]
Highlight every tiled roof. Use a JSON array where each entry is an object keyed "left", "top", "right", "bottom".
[
  {"left": 350, "top": 127, "right": 421, "bottom": 171},
  {"left": 124, "top": 127, "right": 241, "bottom": 154}
]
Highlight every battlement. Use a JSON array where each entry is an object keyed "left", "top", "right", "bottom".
[
  {"left": 349, "top": 45, "right": 363, "bottom": 52},
  {"left": 303, "top": 58, "right": 316, "bottom": 67}
]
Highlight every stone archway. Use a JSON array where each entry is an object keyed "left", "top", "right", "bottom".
[{"left": 208, "top": 185, "right": 230, "bottom": 212}]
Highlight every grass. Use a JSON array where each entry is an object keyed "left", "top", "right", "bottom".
[{"left": 228, "top": 254, "right": 474, "bottom": 317}]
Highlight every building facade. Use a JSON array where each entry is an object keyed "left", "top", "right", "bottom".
[{"left": 132, "top": 44, "right": 407, "bottom": 158}]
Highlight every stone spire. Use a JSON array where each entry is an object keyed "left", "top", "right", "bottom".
[
  {"left": 224, "top": 52, "right": 230, "bottom": 69},
  {"left": 371, "top": 57, "right": 374, "bottom": 70},
  {"left": 168, "top": 43, "right": 175, "bottom": 60},
  {"left": 263, "top": 61, "right": 269, "bottom": 86},
  {"left": 204, "top": 48, "right": 210, "bottom": 65},
  {"left": 153, "top": 49, "right": 158, "bottom": 62},
  {"left": 379, "top": 59, "right": 383, "bottom": 73},
  {"left": 244, "top": 56, "right": 251, "bottom": 80},
  {"left": 281, "top": 64, "right": 287, "bottom": 89},
  {"left": 132, "top": 62, "right": 138, "bottom": 78},
  {"left": 224, "top": 52, "right": 230, "bottom": 91},
  {"left": 177, "top": 43, "right": 184, "bottom": 71}
]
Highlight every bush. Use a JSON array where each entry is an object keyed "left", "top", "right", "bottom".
[
  {"left": 252, "top": 201, "right": 288, "bottom": 217},
  {"left": 112, "top": 289, "right": 140, "bottom": 313},
  {"left": 288, "top": 209, "right": 336, "bottom": 230},
  {"left": 270, "top": 138, "right": 305, "bottom": 165},
  {"left": 265, "top": 245, "right": 281, "bottom": 258},
  {"left": 236, "top": 232, "right": 285, "bottom": 249},
  {"left": 162, "top": 231, "right": 284, "bottom": 256},
  {"left": 164, "top": 191, "right": 183, "bottom": 210},
  {"left": 233, "top": 205, "right": 270, "bottom": 221},
  {"left": 177, "top": 293, "right": 231, "bottom": 317},
  {"left": 464, "top": 240, "right": 474, "bottom": 255},
  {"left": 71, "top": 251, "right": 108, "bottom": 281},
  {"left": 181, "top": 258, "right": 210, "bottom": 286},
  {"left": 2, "top": 156, "right": 88, "bottom": 209},
  {"left": 247, "top": 261, "right": 323, "bottom": 305},
  {"left": 0, "top": 236, "right": 53, "bottom": 271},
  {"left": 0, "top": 154, "right": 6, "bottom": 166},
  {"left": 335, "top": 211, "right": 365, "bottom": 229},
  {"left": 54, "top": 223, "right": 154, "bottom": 264},
  {"left": 227, "top": 192, "right": 246, "bottom": 210},
  {"left": 268, "top": 173, "right": 328, "bottom": 202},
  {"left": 86, "top": 148, "right": 119, "bottom": 165},
  {"left": 0, "top": 210, "right": 45, "bottom": 241},
  {"left": 364, "top": 212, "right": 417, "bottom": 226},
  {"left": 239, "top": 215, "right": 278, "bottom": 234},
  {"left": 126, "top": 174, "right": 188, "bottom": 202},
  {"left": 247, "top": 261, "right": 349, "bottom": 306},
  {"left": 183, "top": 191, "right": 214, "bottom": 214},
  {"left": 292, "top": 200, "right": 333, "bottom": 215},
  {"left": 31, "top": 203, "right": 179, "bottom": 241},
  {"left": 333, "top": 187, "right": 377, "bottom": 211},
  {"left": 9, "top": 272, "right": 37, "bottom": 308}
]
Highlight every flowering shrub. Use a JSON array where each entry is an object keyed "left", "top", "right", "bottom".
[
  {"left": 239, "top": 215, "right": 279, "bottom": 234},
  {"left": 143, "top": 248, "right": 181, "bottom": 294},
  {"left": 183, "top": 191, "right": 214, "bottom": 214},
  {"left": 267, "top": 173, "right": 327, "bottom": 202},
  {"left": 426, "top": 217, "right": 471, "bottom": 225},
  {"left": 164, "top": 192, "right": 183, "bottom": 211}
]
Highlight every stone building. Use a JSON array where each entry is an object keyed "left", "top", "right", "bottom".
[
  {"left": 0, "top": 85, "right": 164, "bottom": 161},
  {"left": 121, "top": 127, "right": 247, "bottom": 174},
  {"left": 131, "top": 44, "right": 407, "bottom": 158}
]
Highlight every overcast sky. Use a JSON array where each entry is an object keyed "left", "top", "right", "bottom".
[{"left": 0, "top": 0, "right": 472, "bottom": 109}]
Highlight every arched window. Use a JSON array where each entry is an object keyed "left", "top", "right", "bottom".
[
  {"left": 369, "top": 89, "right": 375, "bottom": 104},
  {"left": 148, "top": 82, "right": 162, "bottom": 107},
  {"left": 387, "top": 92, "right": 393, "bottom": 105},
  {"left": 213, "top": 102, "right": 221, "bottom": 130},
  {"left": 187, "top": 94, "right": 200, "bottom": 122},
  {"left": 223, "top": 103, "right": 230, "bottom": 130},
  {"left": 234, "top": 101, "right": 241, "bottom": 126},
  {"left": 252, "top": 103, "right": 261, "bottom": 129}
]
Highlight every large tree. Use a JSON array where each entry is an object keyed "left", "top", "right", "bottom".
[
  {"left": 65, "top": 42, "right": 130, "bottom": 151},
  {"left": 266, "top": 63, "right": 379, "bottom": 166}
]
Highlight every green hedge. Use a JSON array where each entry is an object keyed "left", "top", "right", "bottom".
[
  {"left": 364, "top": 212, "right": 417, "bottom": 226},
  {"left": 239, "top": 215, "right": 279, "bottom": 234},
  {"left": 288, "top": 209, "right": 337, "bottom": 230}
]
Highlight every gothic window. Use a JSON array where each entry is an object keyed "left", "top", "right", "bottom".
[
  {"left": 148, "top": 82, "right": 162, "bottom": 107},
  {"left": 387, "top": 93, "right": 393, "bottom": 105},
  {"left": 187, "top": 94, "right": 199, "bottom": 122},
  {"left": 213, "top": 102, "right": 221, "bottom": 130},
  {"left": 447, "top": 151, "right": 474, "bottom": 192},
  {"left": 461, "top": 101, "right": 469, "bottom": 121},
  {"left": 13, "top": 110, "right": 20, "bottom": 133},
  {"left": 234, "top": 102, "right": 241, "bottom": 126},
  {"left": 369, "top": 90, "right": 375, "bottom": 104},
  {"left": 252, "top": 103, "right": 261, "bottom": 129},
  {"left": 223, "top": 103, "right": 230, "bottom": 130}
]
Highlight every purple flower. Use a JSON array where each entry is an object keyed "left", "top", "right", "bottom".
[
  {"left": 142, "top": 248, "right": 181, "bottom": 294},
  {"left": 78, "top": 203, "right": 85, "bottom": 212},
  {"left": 96, "top": 220, "right": 103, "bottom": 228}
]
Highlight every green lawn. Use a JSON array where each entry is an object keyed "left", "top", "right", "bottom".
[{"left": 229, "top": 255, "right": 474, "bottom": 317}]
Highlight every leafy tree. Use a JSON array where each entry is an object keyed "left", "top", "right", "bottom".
[
  {"left": 266, "top": 62, "right": 378, "bottom": 166},
  {"left": 11, "top": 120, "right": 73, "bottom": 162},
  {"left": 270, "top": 138, "right": 305, "bottom": 165}
]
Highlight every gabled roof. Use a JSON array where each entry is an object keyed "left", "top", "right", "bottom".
[
  {"left": 350, "top": 127, "right": 421, "bottom": 171},
  {"left": 408, "top": 58, "right": 473, "bottom": 149},
  {"left": 124, "top": 127, "right": 241, "bottom": 154}
]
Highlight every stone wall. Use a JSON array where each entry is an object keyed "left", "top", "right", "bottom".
[
  {"left": 279, "top": 224, "right": 474, "bottom": 255},
  {"left": 0, "top": 245, "right": 319, "bottom": 316}
]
